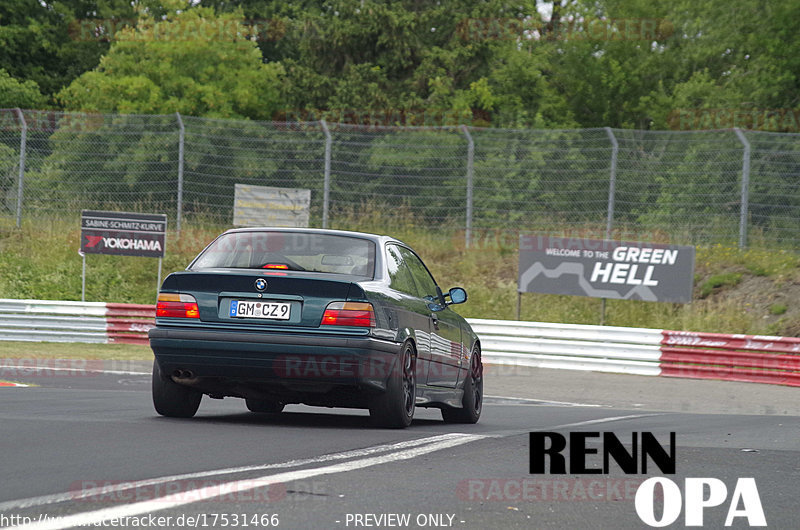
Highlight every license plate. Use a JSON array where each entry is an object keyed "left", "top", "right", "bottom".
[{"left": 230, "top": 300, "right": 291, "bottom": 320}]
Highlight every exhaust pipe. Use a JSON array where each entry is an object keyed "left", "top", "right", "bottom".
[{"left": 171, "top": 369, "right": 195, "bottom": 379}]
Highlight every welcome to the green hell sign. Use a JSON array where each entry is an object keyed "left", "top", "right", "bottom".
[{"left": 518, "top": 236, "right": 695, "bottom": 303}]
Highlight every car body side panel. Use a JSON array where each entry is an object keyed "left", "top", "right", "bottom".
[
  {"left": 363, "top": 287, "right": 432, "bottom": 384},
  {"left": 427, "top": 306, "right": 463, "bottom": 388}
]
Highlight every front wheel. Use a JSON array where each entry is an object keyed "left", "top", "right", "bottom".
[
  {"left": 152, "top": 360, "right": 202, "bottom": 418},
  {"left": 369, "top": 342, "right": 416, "bottom": 428},
  {"left": 442, "top": 344, "right": 482, "bottom": 424}
]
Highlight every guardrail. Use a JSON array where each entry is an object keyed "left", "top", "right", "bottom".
[
  {"left": 0, "top": 299, "right": 797, "bottom": 387},
  {"left": 471, "top": 319, "right": 800, "bottom": 387},
  {"left": 0, "top": 299, "right": 154, "bottom": 345},
  {"left": 468, "top": 319, "right": 663, "bottom": 377},
  {"left": 659, "top": 330, "right": 800, "bottom": 386}
]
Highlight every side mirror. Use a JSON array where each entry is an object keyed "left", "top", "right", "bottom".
[{"left": 447, "top": 287, "right": 467, "bottom": 305}]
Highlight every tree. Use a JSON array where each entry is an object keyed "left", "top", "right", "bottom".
[
  {"left": 58, "top": 6, "right": 284, "bottom": 120},
  {"left": 30, "top": 6, "right": 286, "bottom": 223},
  {"left": 544, "top": 0, "right": 800, "bottom": 130},
  {"left": 0, "top": 0, "right": 136, "bottom": 102},
  {"left": 0, "top": 69, "right": 46, "bottom": 108}
]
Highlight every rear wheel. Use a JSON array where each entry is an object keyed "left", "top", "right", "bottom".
[
  {"left": 245, "top": 398, "right": 285, "bottom": 413},
  {"left": 370, "top": 342, "right": 416, "bottom": 428},
  {"left": 152, "top": 360, "right": 202, "bottom": 418},
  {"left": 441, "top": 344, "right": 482, "bottom": 424}
]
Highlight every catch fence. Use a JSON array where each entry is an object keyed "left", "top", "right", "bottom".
[{"left": 2, "top": 109, "right": 799, "bottom": 247}]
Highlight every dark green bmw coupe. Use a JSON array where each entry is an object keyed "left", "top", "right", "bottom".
[{"left": 149, "top": 228, "right": 482, "bottom": 428}]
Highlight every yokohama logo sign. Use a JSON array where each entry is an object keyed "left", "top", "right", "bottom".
[
  {"left": 86, "top": 236, "right": 163, "bottom": 252},
  {"left": 81, "top": 210, "right": 167, "bottom": 258}
]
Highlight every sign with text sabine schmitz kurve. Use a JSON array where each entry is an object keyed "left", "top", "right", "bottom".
[
  {"left": 80, "top": 210, "right": 167, "bottom": 258},
  {"left": 518, "top": 236, "right": 695, "bottom": 303}
]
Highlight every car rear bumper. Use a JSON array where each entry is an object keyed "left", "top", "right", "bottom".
[{"left": 149, "top": 326, "right": 402, "bottom": 393}]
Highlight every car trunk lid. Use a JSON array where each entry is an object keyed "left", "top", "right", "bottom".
[{"left": 168, "top": 270, "right": 365, "bottom": 328}]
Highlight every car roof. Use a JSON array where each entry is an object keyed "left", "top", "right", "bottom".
[{"left": 221, "top": 227, "right": 407, "bottom": 247}]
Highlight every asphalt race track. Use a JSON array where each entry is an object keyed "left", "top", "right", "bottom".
[{"left": 0, "top": 360, "right": 798, "bottom": 529}]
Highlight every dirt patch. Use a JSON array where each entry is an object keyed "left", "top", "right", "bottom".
[{"left": 700, "top": 273, "right": 800, "bottom": 336}]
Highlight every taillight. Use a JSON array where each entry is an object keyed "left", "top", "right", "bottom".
[
  {"left": 321, "top": 302, "right": 376, "bottom": 327},
  {"left": 156, "top": 293, "right": 200, "bottom": 318}
]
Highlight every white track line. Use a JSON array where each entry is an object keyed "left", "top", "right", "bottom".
[
  {"left": 479, "top": 413, "right": 668, "bottom": 440},
  {"left": 485, "top": 394, "right": 603, "bottom": 407},
  {"left": 531, "top": 413, "right": 664, "bottom": 431},
  {"left": 0, "top": 364, "right": 149, "bottom": 376},
  {"left": 10, "top": 434, "right": 485, "bottom": 530},
  {"left": 542, "top": 414, "right": 666, "bottom": 431},
  {"left": 2, "top": 414, "right": 664, "bottom": 514},
  {"left": 0, "top": 433, "right": 475, "bottom": 512}
]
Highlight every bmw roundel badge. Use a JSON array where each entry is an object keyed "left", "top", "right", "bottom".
[{"left": 254, "top": 278, "right": 268, "bottom": 291}]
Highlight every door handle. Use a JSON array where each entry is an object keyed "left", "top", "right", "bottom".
[{"left": 430, "top": 313, "right": 440, "bottom": 330}]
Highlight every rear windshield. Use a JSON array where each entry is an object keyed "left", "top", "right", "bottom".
[{"left": 190, "top": 231, "right": 375, "bottom": 278}]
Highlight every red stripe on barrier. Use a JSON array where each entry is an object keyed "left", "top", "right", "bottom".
[
  {"left": 108, "top": 333, "right": 151, "bottom": 345},
  {"left": 661, "top": 364, "right": 800, "bottom": 387},
  {"left": 106, "top": 319, "right": 154, "bottom": 333},
  {"left": 661, "top": 330, "right": 800, "bottom": 354},
  {"left": 661, "top": 347, "right": 800, "bottom": 371},
  {"left": 106, "top": 303, "right": 155, "bottom": 318},
  {"left": 104, "top": 304, "right": 155, "bottom": 344}
]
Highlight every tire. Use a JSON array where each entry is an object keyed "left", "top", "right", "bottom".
[
  {"left": 245, "top": 398, "right": 285, "bottom": 413},
  {"left": 369, "top": 342, "right": 416, "bottom": 428},
  {"left": 151, "top": 360, "right": 202, "bottom": 418},
  {"left": 441, "top": 344, "right": 482, "bottom": 424}
]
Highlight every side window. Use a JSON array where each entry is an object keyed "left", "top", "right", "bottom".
[
  {"left": 386, "top": 245, "right": 417, "bottom": 296},
  {"left": 398, "top": 247, "right": 439, "bottom": 301}
]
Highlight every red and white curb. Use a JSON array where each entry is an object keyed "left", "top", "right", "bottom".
[{"left": 0, "top": 381, "right": 32, "bottom": 387}]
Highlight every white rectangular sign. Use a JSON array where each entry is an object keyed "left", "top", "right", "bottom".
[{"left": 233, "top": 184, "right": 311, "bottom": 227}]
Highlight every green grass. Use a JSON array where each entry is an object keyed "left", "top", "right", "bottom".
[
  {"left": 769, "top": 303, "right": 788, "bottom": 316},
  {"left": 699, "top": 272, "right": 743, "bottom": 298},
  {"left": 0, "top": 341, "right": 152, "bottom": 360},
  {"left": 1, "top": 216, "right": 799, "bottom": 339}
]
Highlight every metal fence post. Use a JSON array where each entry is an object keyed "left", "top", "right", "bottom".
[
  {"left": 320, "top": 120, "right": 332, "bottom": 229},
  {"left": 600, "top": 127, "right": 619, "bottom": 326},
  {"left": 15, "top": 108, "right": 27, "bottom": 228},
  {"left": 175, "top": 112, "right": 185, "bottom": 237},
  {"left": 604, "top": 127, "right": 618, "bottom": 240},
  {"left": 733, "top": 128, "right": 751, "bottom": 248},
  {"left": 461, "top": 125, "right": 474, "bottom": 248}
]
